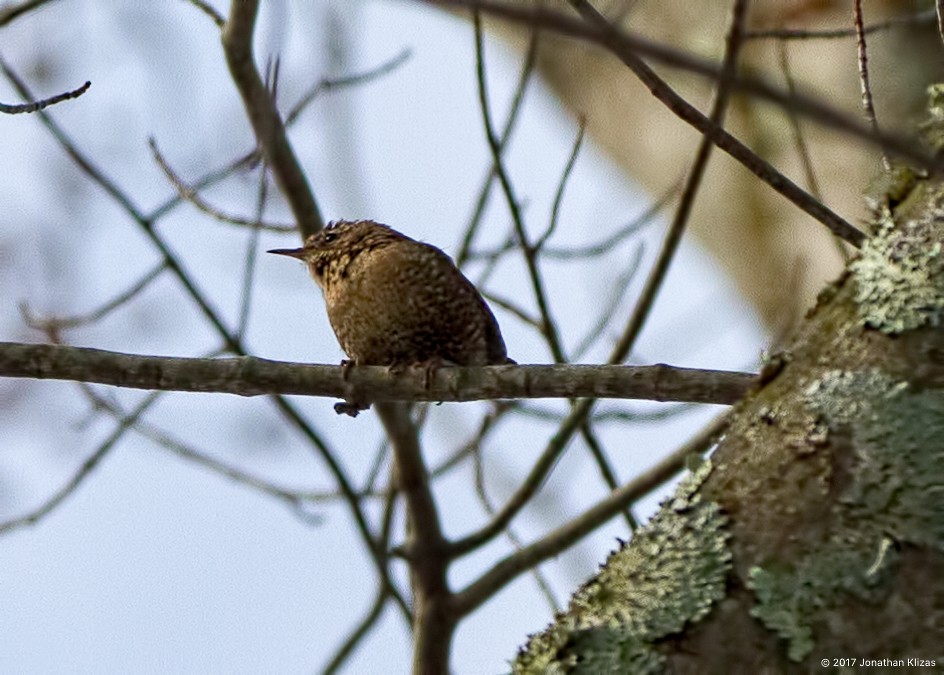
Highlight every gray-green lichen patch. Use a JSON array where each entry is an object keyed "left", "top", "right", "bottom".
[
  {"left": 921, "top": 83, "right": 944, "bottom": 151},
  {"left": 512, "top": 461, "right": 731, "bottom": 674},
  {"left": 747, "top": 565, "right": 814, "bottom": 663},
  {"left": 748, "top": 543, "right": 897, "bottom": 662},
  {"left": 564, "top": 627, "right": 667, "bottom": 675},
  {"left": 849, "top": 210, "right": 944, "bottom": 334},
  {"left": 747, "top": 370, "right": 944, "bottom": 661},
  {"left": 805, "top": 370, "right": 944, "bottom": 549}
]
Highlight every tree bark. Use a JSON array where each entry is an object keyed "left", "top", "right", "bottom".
[{"left": 513, "top": 88, "right": 944, "bottom": 674}]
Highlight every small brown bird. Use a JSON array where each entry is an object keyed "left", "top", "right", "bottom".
[{"left": 268, "top": 220, "right": 512, "bottom": 369}]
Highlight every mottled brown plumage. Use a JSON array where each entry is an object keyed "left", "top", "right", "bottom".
[{"left": 268, "top": 220, "right": 511, "bottom": 368}]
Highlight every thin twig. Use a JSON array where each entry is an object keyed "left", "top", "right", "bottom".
[
  {"left": 745, "top": 8, "right": 935, "bottom": 40},
  {"left": 19, "top": 262, "right": 166, "bottom": 330},
  {"left": 471, "top": 443, "right": 561, "bottom": 612},
  {"left": 452, "top": 412, "right": 730, "bottom": 616},
  {"left": 429, "top": 402, "right": 514, "bottom": 481},
  {"left": 0, "top": 76, "right": 92, "bottom": 115},
  {"left": 236, "top": 158, "right": 269, "bottom": 338},
  {"left": 853, "top": 0, "right": 890, "bottom": 171},
  {"left": 185, "top": 0, "right": 225, "bottom": 27},
  {"left": 236, "top": 60, "right": 281, "bottom": 339},
  {"left": 321, "top": 587, "right": 392, "bottom": 675},
  {"left": 482, "top": 291, "right": 542, "bottom": 328},
  {"left": 286, "top": 48, "right": 413, "bottom": 125},
  {"left": 0, "top": 393, "right": 155, "bottom": 534},
  {"left": 517, "top": 401, "right": 693, "bottom": 425},
  {"left": 322, "top": 481, "right": 408, "bottom": 673},
  {"left": 473, "top": 11, "right": 566, "bottom": 362},
  {"left": 587, "top": 0, "right": 748, "bottom": 365},
  {"left": 0, "top": 0, "right": 60, "bottom": 27},
  {"left": 571, "top": 244, "right": 645, "bottom": 361},
  {"left": 535, "top": 120, "right": 585, "bottom": 252},
  {"left": 457, "top": 21, "right": 541, "bottom": 265},
  {"left": 146, "top": 149, "right": 259, "bottom": 221},
  {"left": 222, "top": 0, "right": 324, "bottom": 236},
  {"left": 148, "top": 138, "right": 295, "bottom": 233},
  {"left": 777, "top": 43, "right": 822, "bottom": 202},
  {"left": 777, "top": 42, "right": 851, "bottom": 264},
  {"left": 938, "top": 1, "right": 944, "bottom": 46},
  {"left": 362, "top": 437, "right": 392, "bottom": 496},
  {"left": 0, "top": 77, "right": 89, "bottom": 114}
]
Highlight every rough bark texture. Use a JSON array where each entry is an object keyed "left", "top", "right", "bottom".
[{"left": 512, "top": 87, "right": 944, "bottom": 674}]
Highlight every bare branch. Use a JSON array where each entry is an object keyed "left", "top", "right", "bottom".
[
  {"left": 0, "top": 75, "right": 89, "bottom": 114},
  {"left": 375, "top": 402, "right": 450, "bottom": 673},
  {"left": 745, "top": 8, "right": 935, "bottom": 40},
  {"left": 584, "top": 0, "right": 747, "bottom": 364},
  {"left": 321, "top": 587, "right": 393, "bottom": 675},
  {"left": 185, "top": 0, "right": 225, "bottom": 27},
  {"left": 572, "top": 244, "right": 645, "bottom": 360},
  {"left": 534, "top": 120, "right": 585, "bottom": 252},
  {"left": 457, "top": 21, "right": 540, "bottom": 265},
  {"left": 221, "top": 0, "right": 324, "bottom": 236},
  {"left": 148, "top": 138, "right": 295, "bottom": 233},
  {"left": 20, "top": 262, "right": 166, "bottom": 330},
  {"left": 473, "top": 11, "right": 566, "bottom": 361},
  {"left": 0, "top": 0, "right": 60, "bottom": 27},
  {"left": 452, "top": 413, "right": 730, "bottom": 615},
  {"left": 0, "top": 341, "right": 757, "bottom": 405},
  {"left": 427, "top": 0, "right": 934, "bottom": 177},
  {"left": 286, "top": 48, "right": 413, "bottom": 125},
  {"left": 853, "top": 0, "right": 890, "bottom": 171},
  {"left": 938, "top": 1, "right": 944, "bottom": 46},
  {"left": 0, "top": 392, "right": 154, "bottom": 535}
]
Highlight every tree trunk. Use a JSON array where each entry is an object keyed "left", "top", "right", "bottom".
[{"left": 512, "top": 87, "right": 944, "bottom": 674}]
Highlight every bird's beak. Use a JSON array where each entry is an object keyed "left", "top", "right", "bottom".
[{"left": 267, "top": 246, "right": 307, "bottom": 259}]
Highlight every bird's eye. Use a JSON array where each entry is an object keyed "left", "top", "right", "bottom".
[{"left": 321, "top": 230, "right": 338, "bottom": 244}]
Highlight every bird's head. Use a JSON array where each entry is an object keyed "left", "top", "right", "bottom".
[{"left": 268, "top": 220, "right": 406, "bottom": 289}]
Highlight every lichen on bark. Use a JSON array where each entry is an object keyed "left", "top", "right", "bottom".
[
  {"left": 747, "top": 370, "right": 944, "bottom": 661},
  {"left": 512, "top": 461, "right": 731, "bottom": 673},
  {"left": 511, "top": 84, "right": 944, "bottom": 674}
]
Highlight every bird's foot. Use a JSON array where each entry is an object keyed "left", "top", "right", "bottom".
[
  {"left": 334, "top": 400, "right": 371, "bottom": 417},
  {"left": 340, "top": 359, "right": 357, "bottom": 380}
]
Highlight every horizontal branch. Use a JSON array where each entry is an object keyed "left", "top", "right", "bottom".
[{"left": 0, "top": 341, "right": 755, "bottom": 405}]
